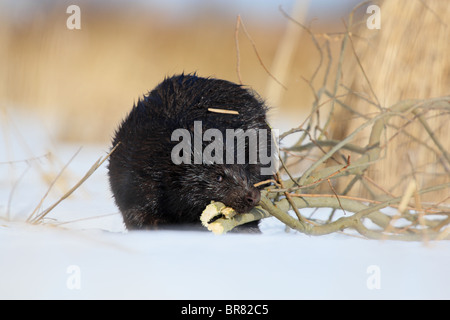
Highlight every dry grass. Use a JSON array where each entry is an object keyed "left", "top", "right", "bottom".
[
  {"left": 1, "top": 2, "right": 448, "bottom": 238},
  {"left": 0, "top": 2, "right": 332, "bottom": 226},
  {"left": 210, "top": 0, "right": 450, "bottom": 239},
  {"left": 330, "top": 0, "right": 450, "bottom": 203},
  {"left": 0, "top": 4, "right": 327, "bottom": 143}
]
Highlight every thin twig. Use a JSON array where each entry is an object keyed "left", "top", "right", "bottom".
[
  {"left": 208, "top": 108, "right": 239, "bottom": 115},
  {"left": 327, "top": 178, "right": 347, "bottom": 215},
  {"left": 27, "top": 147, "right": 82, "bottom": 223},
  {"left": 235, "top": 15, "right": 287, "bottom": 90},
  {"left": 29, "top": 143, "right": 120, "bottom": 224},
  {"left": 234, "top": 15, "right": 243, "bottom": 85}
]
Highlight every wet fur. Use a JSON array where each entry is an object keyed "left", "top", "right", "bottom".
[{"left": 108, "top": 74, "right": 271, "bottom": 230}]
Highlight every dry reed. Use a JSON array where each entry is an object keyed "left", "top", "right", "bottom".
[{"left": 210, "top": 1, "right": 450, "bottom": 240}]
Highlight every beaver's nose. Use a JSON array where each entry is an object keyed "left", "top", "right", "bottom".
[{"left": 245, "top": 188, "right": 261, "bottom": 207}]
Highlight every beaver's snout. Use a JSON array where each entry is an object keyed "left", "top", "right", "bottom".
[
  {"left": 245, "top": 188, "right": 261, "bottom": 208},
  {"left": 229, "top": 186, "right": 261, "bottom": 214}
]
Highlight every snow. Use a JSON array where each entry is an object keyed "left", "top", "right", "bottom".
[{"left": 1, "top": 109, "right": 449, "bottom": 300}]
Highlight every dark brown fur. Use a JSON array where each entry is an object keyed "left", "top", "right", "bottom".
[{"left": 108, "top": 74, "right": 272, "bottom": 231}]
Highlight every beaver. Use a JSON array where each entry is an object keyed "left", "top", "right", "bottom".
[{"left": 108, "top": 74, "right": 274, "bottom": 231}]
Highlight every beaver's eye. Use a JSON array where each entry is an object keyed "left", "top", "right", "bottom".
[{"left": 216, "top": 175, "right": 223, "bottom": 182}]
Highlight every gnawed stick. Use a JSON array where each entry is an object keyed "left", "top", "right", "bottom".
[{"left": 200, "top": 201, "right": 270, "bottom": 235}]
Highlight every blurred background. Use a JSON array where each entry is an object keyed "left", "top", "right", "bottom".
[
  {"left": 0, "top": 0, "right": 448, "bottom": 204},
  {"left": 0, "top": 0, "right": 361, "bottom": 143}
]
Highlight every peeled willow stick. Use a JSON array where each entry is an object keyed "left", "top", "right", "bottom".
[
  {"left": 207, "top": 108, "right": 239, "bottom": 115},
  {"left": 204, "top": 183, "right": 450, "bottom": 240},
  {"left": 200, "top": 96, "right": 450, "bottom": 240},
  {"left": 200, "top": 201, "right": 270, "bottom": 235}
]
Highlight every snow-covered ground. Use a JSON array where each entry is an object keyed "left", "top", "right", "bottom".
[{"left": 1, "top": 109, "right": 449, "bottom": 300}]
